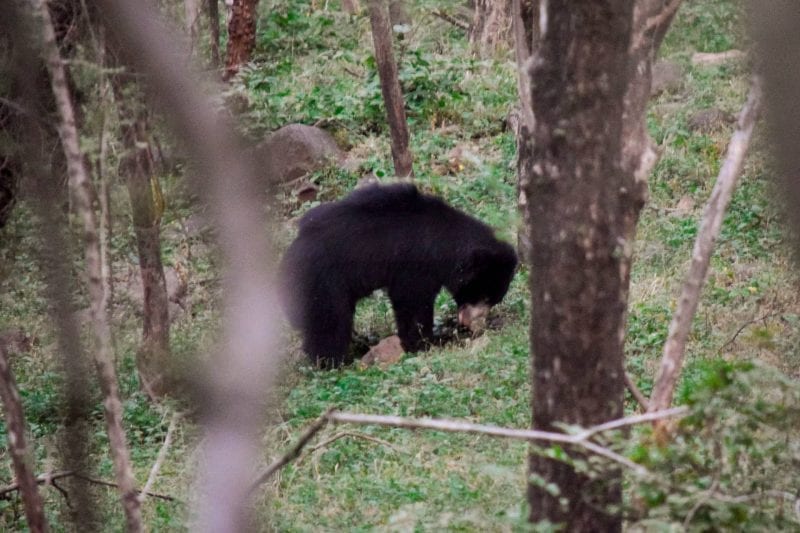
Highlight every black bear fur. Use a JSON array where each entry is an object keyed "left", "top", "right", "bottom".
[{"left": 279, "top": 183, "right": 518, "bottom": 367}]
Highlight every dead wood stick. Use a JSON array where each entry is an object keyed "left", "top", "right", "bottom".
[
  {"left": 0, "top": 344, "right": 48, "bottom": 532},
  {"left": 29, "top": 0, "right": 142, "bottom": 529},
  {"left": 649, "top": 77, "right": 763, "bottom": 416},
  {"left": 0, "top": 471, "right": 175, "bottom": 502},
  {"left": 308, "top": 431, "right": 402, "bottom": 454},
  {"left": 139, "top": 412, "right": 179, "bottom": 502}
]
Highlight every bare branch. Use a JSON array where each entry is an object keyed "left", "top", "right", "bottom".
[
  {"left": 0, "top": 471, "right": 175, "bottom": 502},
  {"left": 649, "top": 77, "right": 763, "bottom": 415},
  {"left": 29, "top": 0, "right": 143, "bottom": 529},
  {"left": 248, "top": 407, "right": 687, "bottom": 491},
  {"left": 249, "top": 409, "right": 332, "bottom": 492},
  {"left": 0, "top": 344, "right": 48, "bottom": 532},
  {"left": 624, "top": 371, "right": 650, "bottom": 411},
  {"left": 308, "top": 431, "right": 403, "bottom": 454},
  {"left": 139, "top": 413, "right": 180, "bottom": 502}
]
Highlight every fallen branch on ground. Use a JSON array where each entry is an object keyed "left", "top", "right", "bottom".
[
  {"left": 250, "top": 406, "right": 688, "bottom": 490},
  {"left": 0, "top": 471, "right": 175, "bottom": 502}
]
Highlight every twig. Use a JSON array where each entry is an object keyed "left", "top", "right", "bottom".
[
  {"left": 139, "top": 412, "right": 179, "bottom": 502},
  {"left": 249, "top": 409, "right": 332, "bottom": 492},
  {"left": 0, "top": 471, "right": 175, "bottom": 502},
  {"left": 649, "top": 77, "right": 763, "bottom": 416},
  {"left": 717, "top": 311, "right": 782, "bottom": 354},
  {"left": 0, "top": 344, "right": 47, "bottom": 532},
  {"left": 308, "top": 431, "right": 402, "bottom": 454},
  {"left": 249, "top": 407, "right": 686, "bottom": 492},
  {"left": 624, "top": 372, "right": 650, "bottom": 411},
  {"left": 430, "top": 9, "right": 469, "bottom": 31}
]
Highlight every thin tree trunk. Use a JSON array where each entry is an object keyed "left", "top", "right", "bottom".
[
  {"left": 368, "top": 0, "right": 413, "bottom": 177},
  {"left": 30, "top": 1, "right": 142, "bottom": 530},
  {"left": 207, "top": 0, "right": 221, "bottom": 66},
  {"left": 649, "top": 80, "right": 762, "bottom": 418},
  {"left": 223, "top": 0, "right": 259, "bottom": 81},
  {"left": 185, "top": 0, "right": 202, "bottom": 56},
  {"left": 0, "top": 344, "right": 48, "bottom": 533},
  {"left": 470, "top": 0, "right": 511, "bottom": 53},
  {"left": 121, "top": 110, "right": 171, "bottom": 399},
  {"left": 520, "top": 2, "right": 635, "bottom": 530}
]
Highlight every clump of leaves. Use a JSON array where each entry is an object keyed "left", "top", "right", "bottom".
[{"left": 627, "top": 361, "right": 800, "bottom": 530}]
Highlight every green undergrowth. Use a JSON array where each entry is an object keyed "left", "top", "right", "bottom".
[{"left": 0, "top": 0, "right": 798, "bottom": 530}]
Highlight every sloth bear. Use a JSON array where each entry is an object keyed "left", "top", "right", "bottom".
[{"left": 279, "top": 183, "right": 517, "bottom": 367}]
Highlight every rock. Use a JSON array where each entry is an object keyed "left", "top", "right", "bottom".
[
  {"left": 294, "top": 180, "right": 319, "bottom": 203},
  {"left": 691, "top": 50, "right": 746, "bottom": 67},
  {"left": 670, "top": 195, "right": 696, "bottom": 217},
  {"left": 360, "top": 335, "right": 404, "bottom": 368},
  {"left": 255, "top": 124, "right": 344, "bottom": 185},
  {"left": 651, "top": 60, "right": 683, "bottom": 97},
  {"left": 688, "top": 108, "right": 735, "bottom": 133}
]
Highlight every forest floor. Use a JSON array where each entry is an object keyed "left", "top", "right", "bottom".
[{"left": 1, "top": 0, "right": 798, "bottom": 530}]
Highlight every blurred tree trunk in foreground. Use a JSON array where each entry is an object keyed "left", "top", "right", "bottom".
[{"left": 224, "top": 0, "right": 259, "bottom": 80}]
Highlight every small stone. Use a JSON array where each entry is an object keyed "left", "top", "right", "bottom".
[{"left": 360, "top": 335, "right": 404, "bottom": 368}]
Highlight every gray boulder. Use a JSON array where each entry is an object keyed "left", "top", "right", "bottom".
[{"left": 255, "top": 124, "right": 344, "bottom": 184}]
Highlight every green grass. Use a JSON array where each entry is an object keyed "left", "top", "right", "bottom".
[{"left": 1, "top": 0, "right": 798, "bottom": 530}]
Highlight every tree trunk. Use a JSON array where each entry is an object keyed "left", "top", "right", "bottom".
[
  {"left": 520, "top": 3, "right": 635, "bottom": 530},
  {"left": 470, "top": 0, "right": 511, "bottom": 53},
  {"left": 752, "top": 1, "right": 800, "bottom": 252},
  {"left": 368, "top": 0, "right": 413, "bottom": 177},
  {"left": 207, "top": 0, "right": 221, "bottom": 66},
  {"left": 120, "top": 110, "right": 171, "bottom": 399},
  {"left": 185, "top": 0, "right": 202, "bottom": 56},
  {"left": 223, "top": 0, "right": 259, "bottom": 81}
]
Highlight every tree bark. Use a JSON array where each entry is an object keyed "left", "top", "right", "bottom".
[
  {"left": 520, "top": 2, "right": 635, "bottom": 530},
  {"left": 368, "top": 0, "right": 413, "bottom": 177},
  {"left": 223, "top": 0, "right": 259, "bottom": 81},
  {"left": 30, "top": 0, "right": 143, "bottom": 530}
]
